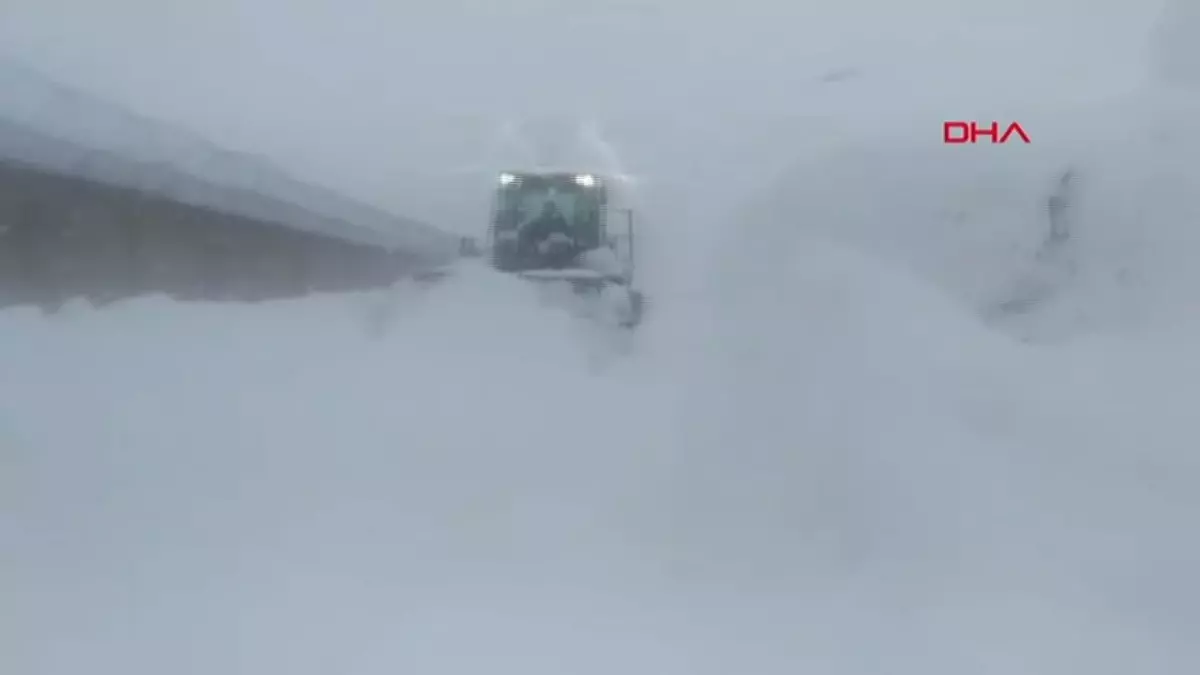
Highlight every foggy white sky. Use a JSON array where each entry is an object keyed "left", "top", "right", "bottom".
[{"left": 0, "top": 1, "right": 1171, "bottom": 232}]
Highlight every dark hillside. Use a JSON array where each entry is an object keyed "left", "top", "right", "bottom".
[
  {"left": 0, "top": 156, "right": 427, "bottom": 310},
  {"left": 0, "top": 61, "right": 458, "bottom": 310}
]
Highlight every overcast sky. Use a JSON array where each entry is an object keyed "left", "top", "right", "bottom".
[{"left": 0, "top": 1, "right": 1173, "bottom": 233}]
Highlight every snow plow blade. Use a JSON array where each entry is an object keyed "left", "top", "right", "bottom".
[
  {"left": 517, "top": 269, "right": 644, "bottom": 328},
  {"left": 516, "top": 268, "right": 622, "bottom": 284}
]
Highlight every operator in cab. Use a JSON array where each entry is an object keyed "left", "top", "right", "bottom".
[{"left": 520, "top": 200, "right": 577, "bottom": 268}]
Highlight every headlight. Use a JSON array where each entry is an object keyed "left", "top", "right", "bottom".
[
  {"left": 574, "top": 173, "right": 596, "bottom": 187},
  {"left": 499, "top": 172, "right": 517, "bottom": 184}
]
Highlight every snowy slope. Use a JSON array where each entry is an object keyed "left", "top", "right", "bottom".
[{"left": 0, "top": 57, "right": 456, "bottom": 256}]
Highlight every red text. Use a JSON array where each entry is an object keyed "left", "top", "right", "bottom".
[{"left": 943, "top": 121, "right": 1030, "bottom": 144}]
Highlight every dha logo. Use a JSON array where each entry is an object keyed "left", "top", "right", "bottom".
[{"left": 943, "top": 121, "right": 1030, "bottom": 144}]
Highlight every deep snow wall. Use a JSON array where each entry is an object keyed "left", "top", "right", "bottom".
[
  {"left": 663, "top": 11, "right": 1200, "bottom": 671},
  {"left": 0, "top": 57, "right": 457, "bottom": 255}
]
